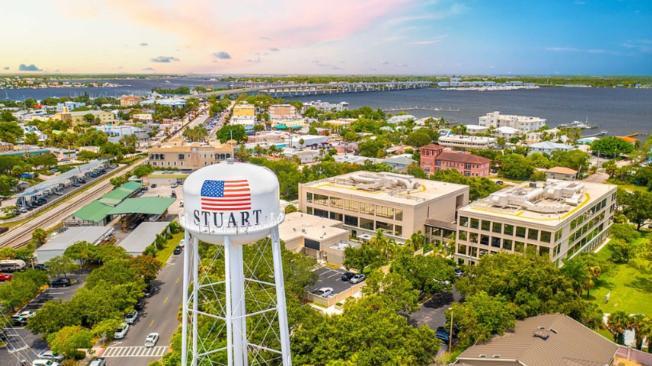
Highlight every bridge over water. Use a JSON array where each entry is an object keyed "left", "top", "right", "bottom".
[{"left": 195, "top": 81, "right": 433, "bottom": 98}]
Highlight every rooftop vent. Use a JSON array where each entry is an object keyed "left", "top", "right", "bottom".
[
  {"left": 492, "top": 355, "right": 501, "bottom": 359},
  {"left": 479, "top": 354, "right": 487, "bottom": 358},
  {"left": 549, "top": 328, "right": 558, "bottom": 334},
  {"left": 533, "top": 330, "right": 550, "bottom": 340}
]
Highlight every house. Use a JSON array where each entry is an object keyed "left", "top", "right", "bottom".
[
  {"left": 453, "top": 314, "right": 618, "bottom": 366},
  {"left": 545, "top": 167, "right": 577, "bottom": 180},
  {"left": 528, "top": 141, "right": 574, "bottom": 155},
  {"left": 419, "top": 144, "right": 490, "bottom": 177}
]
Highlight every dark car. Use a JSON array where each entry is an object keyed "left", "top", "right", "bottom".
[
  {"left": 341, "top": 272, "right": 355, "bottom": 281},
  {"left": 135, "top": 298, "right": 146, "bottom": 311},
  {"left": 173, "top": 246, "right": 183, "bottom": 255},
  {"left": 435, "top": 327, "right": 450, "bottom": 343},
  {"left": 454, "top": 268, "right": 464, "bottom": 278},
  {"left": 34, "top": 263, "right": 48, "bottom": 271},
  {"left": 144, "top": 284, "right": 159, "bottom": 297},
  {"left": 50, "top": 277, "right": 72, "bottom": 288}
]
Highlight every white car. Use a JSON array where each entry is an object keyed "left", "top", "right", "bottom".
[
  {"left": 124, "top": 310, "right": 139, "bottom": 325},
  {"left": 313, "top": 287, "right": 333, "bottom": 297},
  {"left": 31, "top": 360, "right": 60, "bottom": 366},
  {"left": 114, "top": 323, "right": 129, "bottom": 340},
  {"left": 145, "top": 332, "right": 159, "bottom": 347},
  {"left": 36, "top": 350, "right": 64, "bottom": 362}
]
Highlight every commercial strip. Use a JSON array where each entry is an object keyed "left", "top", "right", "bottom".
[
  {"left": 299, "top": 171, "right": 469, "bottom": 244},
  {"left": 36, "top": 226, "right": 114, "bottom": 263},
  {"left": 454, "top": 180, "right": 616, "bottom": 266}
]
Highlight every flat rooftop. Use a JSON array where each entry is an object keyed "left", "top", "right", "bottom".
[
  {"left": 39, "top": 226, "right": 113, "bottom": 251},
  {"left": 460, "top": 180, "right": 616, "bottom": 226},
  {"left": 302, "top": 171, "right": 468, "bottom": 206},
  {"left": 119, "top": 221, "right": 170, "bottom": 255},
  {"left": 279, "top": 212, "right": 348, "bottom": 243}
]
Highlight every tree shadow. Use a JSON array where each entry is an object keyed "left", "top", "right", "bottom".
[{"left": 628, "top": 276, "right": 652, "bottom": 293}]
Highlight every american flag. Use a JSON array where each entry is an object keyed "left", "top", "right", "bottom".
[{"left": 200, "top": 179, "right": 251, "bottom": 211}]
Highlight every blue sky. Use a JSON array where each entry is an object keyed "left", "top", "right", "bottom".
[{"left": 1, "top": 0, "right": 650, "bottom": 74}]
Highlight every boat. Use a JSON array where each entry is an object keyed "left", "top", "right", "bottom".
[{"left": 558, "top": 120, "right": 595, "bottom": 129}]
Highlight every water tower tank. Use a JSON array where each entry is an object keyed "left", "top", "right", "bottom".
[{"left": 180, "top": 161, "right": 284, "bottom": 245}]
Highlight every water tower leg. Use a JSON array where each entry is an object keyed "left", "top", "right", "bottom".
[
  {"left": 192, "top": 236, "right": 199, "bottom": 366},
  {"left": 271, "top": 227, "right": 292, "bottom": 366},
  {"left": 181, "top": 231, "right": 190, "bottom": 366},
  {"left": 226, "top": 236, "right": 247, "bottom": 366}
]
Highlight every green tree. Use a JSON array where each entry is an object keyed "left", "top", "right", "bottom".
[
  {"left": 448, "top": 291, "right": 516, "bottom": 348},
  {"left": 48, "top": 325, "right": 93, "bottom": 359},
  {"left": 618, "top": 189, "right": 652, "bottom": 230},
  {"left": 91, "top": 318, "right": 123, "bottom": 342},
  {"left": 498, "top": 153, "right": 534, "bottom": 180},
  {"left": 0, "top": 121, "right": 24, "bottom": 143},
  {"left": 0, "top": 175, "right": 18, "bottom": 196},
  {"left": 610, "top": 239, "right": 633, "bottom": 263},
  {"left": 130, "top": 255, "right": 162, "bottom": 282},
  {"left": 405, "top": 129, "right": 432, "bottom": 147},
  {"left": 344, "top": 242, "right": 385, "bottom": 274},
  {"left": 364, "top": 270, "right": 420, "bottom": 313},
  {"left": 28, "top": 301, "right": 80, "bottom": 335},
  {"left": 64, "top": 241, "right": 98, "bottom": 269},
  {"left": 217, "top": 124, "right": 246, "bottom": 143},
  {"left": 391, "top": 253, "right": 455, "bottom": 295},
  {"left": 47, "top": 255, "right": 79, "bottom": 279},
  {"left": 607, "top": 311, "right": 631, "bottom": 344},
  {"left": 591, "top": 136, "right": 635, "bottom": 158}
]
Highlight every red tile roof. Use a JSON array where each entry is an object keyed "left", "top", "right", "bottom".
[{"left": 437, "top": 151, "right": 490, "bottom": 165}]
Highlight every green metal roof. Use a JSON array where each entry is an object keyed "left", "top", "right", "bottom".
[
  {"left": 107, "top": 197, "right": 175, "bottom": 216},
  {"left": 73, "top": 200, "right": 113, "bottom": 223},
  {"left": 99, "top": 181, "right": 142, "bottom": 206}
]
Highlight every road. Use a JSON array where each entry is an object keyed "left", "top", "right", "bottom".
[
  {"left": 0, "top": 159, "right": 145, "bottom": 248},
  {"left": 103, "top": 249, "right": 183, "bottom": 365},
  {"left": 0, "top": 273, "right": 87, "bottom": 366}
]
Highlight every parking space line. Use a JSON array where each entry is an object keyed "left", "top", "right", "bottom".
[{"left": 104, "top": 346, "right": 167, "bottom": 358}]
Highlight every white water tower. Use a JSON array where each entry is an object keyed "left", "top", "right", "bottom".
[{"left": 180, "top": 161, "right": 291, "bottom": 366}]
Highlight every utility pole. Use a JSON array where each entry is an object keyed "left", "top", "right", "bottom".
[{"left": 449, "top": 309, "right": 454, "bottom": 351}]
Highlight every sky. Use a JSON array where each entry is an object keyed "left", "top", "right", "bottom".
[{"left": 1, "top": 0, "right": 651, "bottom": 75}]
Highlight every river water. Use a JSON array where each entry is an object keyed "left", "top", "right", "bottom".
[{"left": 2, "top": 78, "right": 651, "bottom": 136}]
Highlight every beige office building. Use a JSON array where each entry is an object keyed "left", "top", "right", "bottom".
[
  {"left": 53, "top": 110, "right": 117, "bottom": 125},
  {"left": 279, "top": 212, "right": 350, "bottom": 264},
  {"left": 147, "top": 142, "right": 234, "bottom": 170},
  {"left": 299, "top": 171, "right": 469, "bottom": 243},
  {"left": 455, "top": 180, "right": 616, "bottom": 266}
]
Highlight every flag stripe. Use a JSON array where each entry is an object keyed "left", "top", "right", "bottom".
[{"left": 200, "top": 178, "right": 252, "bottom": 212}]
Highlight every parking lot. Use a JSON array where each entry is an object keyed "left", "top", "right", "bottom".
[
  {"left": 0, "top": 272, "right": 87, "bottom": 366},
  {"left": 310, "top": 267, "right": 357, "bottom": 297}
]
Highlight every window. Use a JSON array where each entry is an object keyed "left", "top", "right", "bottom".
[
  {"left": 481, "top": 220, "right": 491, "bottom": 231},
  {"left": 528, "top": 229, "right": 539, "bottom": 241},
  {"left": 457, "top": 244, "right": 467, "bottom": 255},
  {"left": 395, "top": 209, "right": 403, "bottom": 221},
  {"left": 330, "top": 197, "right": 343, "bottom": 209},
  {"left": 480, "top": 235, "right": 489, "bottom": 246},
  {"left": 376, "top": 206, "right": 394, "bottom": 219},
  {"left": 314, "top": 208, "right": 329, "bottom": 218},
  {"left": 329, "top": 212, "right": 343, "bottom": 221},
  {"left": 492, "top": 222, "right": 502, "bottom": 234},
  {"left": 469, "top": 232, "right": 478, "bottom": 244},
  {"left": 178, "top": 154, "right": 185, "bottom": 160},
  {"left": 503, "top": 239, "right": 513, "bottom": 250},
  {"left": 307, "top": 207, "right": 313, "bottom": 215},
  {"left": 314, "top": 194, "right": 329, "bottom": 206},
  {"left": 344, "top": 215, "right": 358, "bottom": 226},
  {"left": 306, "top": 193, "right": 313, "bottom": 203},
  {"left": 459, "top": 216, "right": 469, "bottom": 227},
  {"left": 514, "top": 241, "right": 525, "bottom": 253},
  {"left": 470, "top": 218, "right": 479, "bottom": 229},
  {"left": 539, "top": 246, "right": 550, "bottom": 257},
  {"left": 458, "top": 230, "right": 468, "bottom": 241},
  {"left": 360, "top": 202, "right": 374, "bottom": 215},
  {"left": 516, "top": 226, "right": 526, "bottom": 238},
  {"left": 360, "top": 218, "right": 374, "bottom": 230},
  {"left": 394, "top": 225, "right": 402, "bottom": 236},
  {"left": 469, "top": 247, "right": 478, "bottom": 257},
  {"left": 555, "top": 230, "right": 563, "bottom": 242},
  {"left": 540, "top": 231, "right": 551, "bottom": 243},
  {"left": 375, "top": 221, "right": 392, "bottom": 232},
  {"left": 491, "top": 237, "right": 501, "bottom": 248},
  {"left": 504, "top": 224, "right": 514, "bottom": 235}
]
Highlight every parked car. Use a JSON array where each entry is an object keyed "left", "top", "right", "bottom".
[
  {"left": 173, "top": 246, "right": 183, "bottom": 255},
  {"left": 454, "top": 268, "right": 464, "bottom": 278},
  {"left": 88, "top": 358, "right": 106, "bottom": 366},
  {"left": 435, "top": 327, "right": 450, "bottom": 343},
  {"left": 32, "top": 360, "right": 60, "bottom": 366},
  {"left": 144, "top": 284, "right": 159, "bottom": 297},
  {"left": 340, "top": 272, "right": 354, "bottom": 281},
  {"left": 50, "top": 277, "right": 72, "bottom": 288},
  {"left": 12, "top": 310, "right": 36, "bottom": 324},
  {"left": 34, "top": 263, "right": 48, "bottom": 271},
  {"left": 36, "top": 351, "right": 64, "bottom": 362},
  {"left": 0, "top": 273, "right": 13, "bottom": 281},
  {"left": 114, "top": 323, "right": 129, "bottom": 340},
  {"left": 125, "top": 310, "right": 139, "bottom": 325},
  {"left": 312, "top": 287, "right": 333, "bottom": 297},
  {"left": 350, "top": 274, "right": 366, "bottom": 284},
  {"left": 145, "top": 332, "right": 160, "bottom": 347},
  {"left": 135, "top": 297, "right": 146, "bottom": 311}
]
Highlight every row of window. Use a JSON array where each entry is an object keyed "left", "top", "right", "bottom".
[
  {"left": 307, "top": 206, "right": 403, "bottom": 236},
  {"left": 570, "top": 198, "right": 608, "bottom": 230},
  {"left": 457, "top": 241, "right": 551, "bottom": 258},
  {"left": 458, "top": 217, "right": 556, "bottom": 243},
  {"left": 306, "top": 193, "right": 403, "bottom": 221}
]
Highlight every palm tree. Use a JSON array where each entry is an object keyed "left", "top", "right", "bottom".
[
  {"left": 607, "top": 311, "right": 631, "bottom": 345},
  {"left": 630, "top": 314, "right": 646, "bottom": 350},
  {"left": 639, "top": 317, "right": 652, "bottom": 353}
]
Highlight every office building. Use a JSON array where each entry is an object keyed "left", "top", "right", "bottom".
[
  {"left": 148, "top": 142, "right": 234, "bottom": 170},
  {"left": 420, "top": 144, "right": 490, "bottom": 177},
  {"left": 278, "top": 212, "right": 350, "bottom": 263},
  {"left": 53, "top": 110, "right": 117, "bottom": 125},
  {"left": 299, "top": 171, "right": 469, "bottom": 244},
  {"left": 438, "top": 134, "right": 496, "bottom": 150},
  {"left": 479, "top": 111, "right": 546, "bottom": 132},
  {"left": 455, "top": 180, "right": 616, "bottom": 266}
]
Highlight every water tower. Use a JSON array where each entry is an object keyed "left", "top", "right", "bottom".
[{"left": 180, "top": 161, "right": 291, "bottom": 366}]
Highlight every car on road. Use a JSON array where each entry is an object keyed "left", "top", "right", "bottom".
[
  {"left": 145, "top": 332, "right": 160, "bottom": 347},
  {"left": 312, "top": 287, "right": 333, "bottom": 297},
  {"left": 173, "top": 246, "right": 183, "bottom": 255},
  {"left": 50, "top": 277, "right": 72, "bottom": 287},
  {"left": 88, "top": 358, "right": 106, "bottom": 366},
  {"left": 341, "top": 272, "right": 355, "bottom": 281},
  {"left": 125, "top": 310, "right": 139, "bottom": 324},
  {"left": 114, "top": 323, "right": 129, "bottom": 340},
  {"left": 0, "top": 273, "right": 13, "bottom": 281},
  {"left": 350, "top": 274, "right": 366, "bottom": 284},
  {"left": 36, "top": 351, "right": 64, "bottom": 362},
  {"left": 32, "top": 360, "right": 60, "bottom": 366}
]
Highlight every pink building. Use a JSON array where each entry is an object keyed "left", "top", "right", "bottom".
[{"left": 419, "top": 144, "right": 490, "bottom": 177}]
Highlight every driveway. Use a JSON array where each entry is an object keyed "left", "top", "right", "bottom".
[
  {"left": 104, "top": 249, "right": 183, "bottom": 366},
  {"left": 410, "top": 287, "right": 461, "bottom": 355}
]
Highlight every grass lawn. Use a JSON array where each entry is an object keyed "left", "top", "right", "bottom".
[
  {"left": 156, "top": 231, "right": 184, "bottom": 264},
  {"left": 591, "top": 239, "right": 652, "bottom": 315}
]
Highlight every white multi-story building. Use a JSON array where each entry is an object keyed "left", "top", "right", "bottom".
[
  {"left": 479, "top": 111, "right": 546, "bottom": 132},
  {"left": 455, "top": 180, "right": 616, "bottom": 267},
  {"left": 438, "top": 134, "right": 496, "bottom": 149}
]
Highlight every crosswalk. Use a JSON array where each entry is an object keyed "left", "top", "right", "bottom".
[{"left": 103, "top": 346, "right": 167, "bottom": 358}]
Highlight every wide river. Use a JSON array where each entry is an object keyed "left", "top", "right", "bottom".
[{"left": 2, "top": 78, "right": 651, "bottom": 136}]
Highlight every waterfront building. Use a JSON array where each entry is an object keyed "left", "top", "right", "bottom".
[
  {"left": 147, "top": 142, "right": 234, "bottom": 170},
  {"left": 419, "top": 144, "right": 490, "bottom": 177},
  {"left": 464, "top": 124, "right": 489, "bottom": 135},
  {"left": 55, "top": 101, "right": 86, "bottom": 112},
  {"left": 269, "top": 104, "right": 298, "bottom": 120},
  {"left": 120, "top": 95, "right": 142, "bottom": 107},
  {"left": 479, "top": 111, "right": 546, "bottom": 132},
  {"left": 455, "top": 180, "right": 616, "bottom": 266},
  {"left": 495, "top": 126, "right": 520, "bottom": 139},
  {"left": 299, "top": 171, "right": 469, "bottom": 244},
  {"left": 528, "top": 141, "right": 574, "bottom": 155},
  {"left": 302, "top": 100, "right": 348, "bottom": 112},
  {"left": 438, "top": 134, "right": 496, "bottom": 150},
  {"left": 53, "top": 110, "right": 117, "bottom": 125}
]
